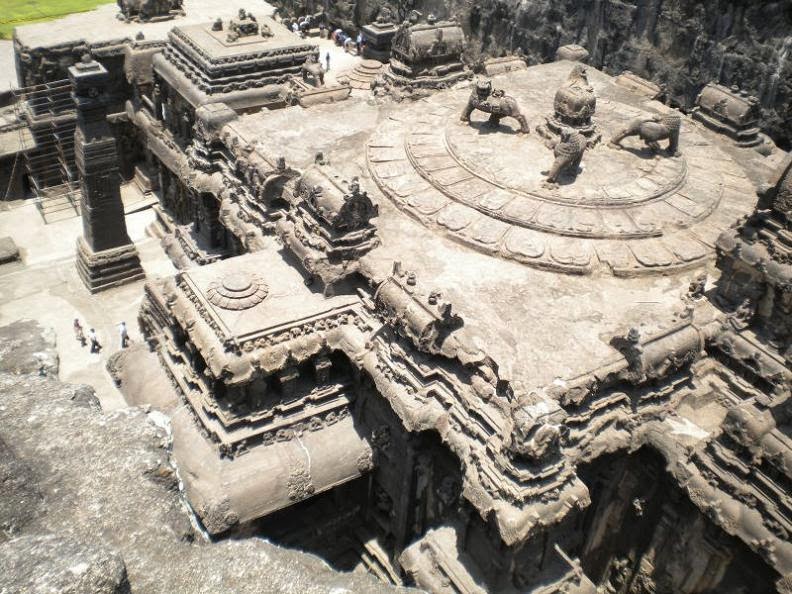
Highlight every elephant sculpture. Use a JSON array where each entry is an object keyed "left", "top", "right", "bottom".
[
  {"left": 546, "top": 127, "right": 587, "bottom": 184},
  {"left": 460, "top": 79, "right": 530, "bottom": 134},
  {"left": 609, "top": 114, "right": 681, "bottom": 156},
  {"left": 301, "top": 55, "right": 325, "bottom": 87}
]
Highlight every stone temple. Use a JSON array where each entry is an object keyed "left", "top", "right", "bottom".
[{"left": 1, "top": 2, "right": 791, "bottom": 593}]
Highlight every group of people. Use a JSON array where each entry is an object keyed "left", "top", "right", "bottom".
[
  {"left": 283, "top": 13, "right": 365, "bottom": 57},
  {"left": 287, "top": 13, "right": 322, "bottom": 38},
  {"left": 73, "top": 319, "right": 130, "bottom": 353},
  {"left": 331, "top": 29, "right": 365, "bottom": 55}
]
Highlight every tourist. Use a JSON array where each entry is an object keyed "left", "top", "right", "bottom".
[
  {"left": 73, "top": 318, "right": 86, "bottom": 347},
  {"left": 118, "top": 321, "right": 129, "bottom": 349},
  {"left": 356, "top": 32, "right": 363, "bottom": 54},
  {"left": 325, "top": 51, "right": 331, "bottom": 71},
  {"left": 88, "top": 328, "right": 102, "bottom": 353},
  {"left": 291, "top": 21, "right": 299, "bottom": 34}
]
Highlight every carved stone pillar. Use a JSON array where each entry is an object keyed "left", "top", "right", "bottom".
[{"left": 70, "top": 55, "right": 144, "bottom": 293}]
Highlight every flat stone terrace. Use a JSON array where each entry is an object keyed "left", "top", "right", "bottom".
[
  {"left": 13, "top": 0, "right": 275, "bottom": 49},
  {"left": 225, "top": 62, "right": 759, "bottom": 391}
]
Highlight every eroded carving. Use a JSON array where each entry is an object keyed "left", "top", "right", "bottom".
[
  {"left": 610, "top": 114, "right": 682, "bottom": 156},
  {"left": 460, "top": 79, "right": 530, "bottom": 134}
]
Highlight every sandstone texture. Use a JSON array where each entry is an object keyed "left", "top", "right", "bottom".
[
  {"left": 0, "top": 319, "right": 59, "bottom": 376},
  {"left": 0, "top": 535, "right": 130, "bottom": 594},
  {"left": 0, "top": 321, "right": 407, "bottom": 594}
]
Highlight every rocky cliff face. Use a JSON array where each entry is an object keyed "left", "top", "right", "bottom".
[
  {"left": 276, "top": 0, "right": 792, "bottom": 148},
  {"left": 0, "top": 321, "right": 404, "bottom": 594}
]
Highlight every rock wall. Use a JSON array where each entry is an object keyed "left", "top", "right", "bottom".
[
  {"left": 0, "top": 320, "right": 405, "bottom": 594},
  {"left": 275, "top": 0, "right": 792, "bottom": 148}
]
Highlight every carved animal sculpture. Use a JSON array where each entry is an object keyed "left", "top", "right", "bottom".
[
  {"left": 460, "top": 79, "right": 530, "bottom": 134},
  {"left": 609, "top": 114, "right": 681, "bottom": 156},
  {"left": 546, "top": 128, "right": 587, "bottom": 184},
  {"left": 301, "top": 56, "right": 325, "bottom": 87}
]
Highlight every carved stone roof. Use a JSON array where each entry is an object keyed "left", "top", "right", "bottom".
[
  {"left": 367, "top": 62, "right": 756, "bottom": 276},
  {"left": 696, "top": 83, "right": 761, "bottom": 127},
  {"left": 391, "top": 19, "right": 465, "bottom": 63},
  {"left": 153, "top": 17, "right": 317, "bottom": 101},
  {"left": 168, "top": 18, "right": 306, "bottom": 61},
  {"left": 164, "top": 250, "right": 359, "bottom": 384}
]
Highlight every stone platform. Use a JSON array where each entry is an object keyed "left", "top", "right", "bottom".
[
  {"left": 76, "top": 238, "right": 145, "bottom": 294},
  {"left": 337, "top": 59, "right": 384, "bottom": 91},
  {"left": 368, "top": 66, "right": 756, "bottom": 276}
]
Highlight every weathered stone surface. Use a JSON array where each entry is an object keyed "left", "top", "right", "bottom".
[
  {"left": 0, "top": 437, "right": 44, "bottom": 542},
  {"left": 0, "top": 319, "right": 58, "bottom": 376},
  {"left": 367, "top": 63, "right": 753, "bottom": 275},
  {"left": 0, "top": 323, "right": 405, "bottom": 594},
  {"left": 0, "top": 534, "right": 130, "bottom": 594}
]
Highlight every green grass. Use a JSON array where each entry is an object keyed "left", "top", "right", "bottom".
[{"left": 0, "top": 0, "right": 114, "bottom": 39}]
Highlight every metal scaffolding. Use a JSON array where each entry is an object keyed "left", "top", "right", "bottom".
[{"left": 10, "top": 79, "right": 81, "bottom": 222}]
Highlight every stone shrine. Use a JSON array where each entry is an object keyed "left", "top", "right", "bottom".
[
  {"left": 693, "top": 82, "right": 764, "bottom": 148},
  {"left": 537, "top": 64, "right": 602, "bottom": 147},
  {"left": 379, "top": 13, "right": 470, "bottom": 95}
]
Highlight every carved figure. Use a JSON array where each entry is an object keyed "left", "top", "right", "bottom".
[
  {"left": 609, "top": 114, "right": 681, "bottom": 156},
  {"left": 505, "top": 396, "right": 565, "bottom": 463},
  {"left": 545, "top": 127, "right": 586, "bottom": 184},
  {"left": 301, "top": 55, "right": 325, "bottom": 87},
  {"left": 460, "top": 79, "right": 530, "bottom": 134}
]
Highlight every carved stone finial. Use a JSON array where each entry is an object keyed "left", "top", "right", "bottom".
[{"left": 537, "top": 64, "right": 601, "bottom": 146}]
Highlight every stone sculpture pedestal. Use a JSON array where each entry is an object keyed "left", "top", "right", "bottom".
[{"left": 76, "top": 238, "right": 144, "bottom": 293}]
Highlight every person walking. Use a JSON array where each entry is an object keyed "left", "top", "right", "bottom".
[
  {"left": 118, "top": 321, "right": 130, "bottom": 349},
  {"left": 73, "top": 318, "right": 86, "bottom": 347},
  {"left": 88, "top": 328, "right": 102, "bottom": 353},
  {"left": 325, "top": 51, "right": 331, "bottom": 71}
]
